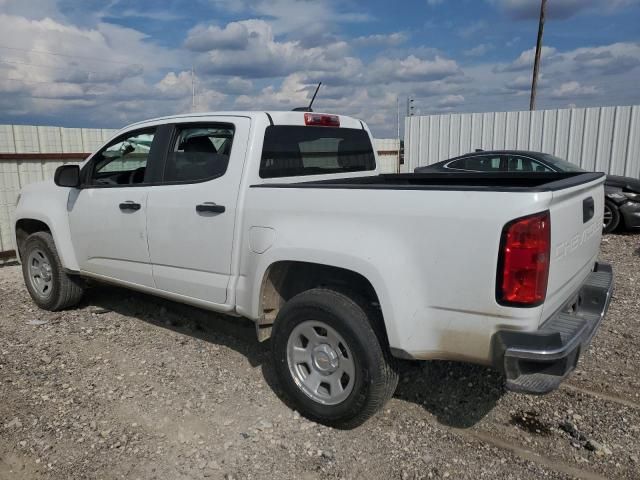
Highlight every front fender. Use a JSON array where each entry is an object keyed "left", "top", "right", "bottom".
[{"left": 15, "top": 181, "right": 80, "bottom": 271}]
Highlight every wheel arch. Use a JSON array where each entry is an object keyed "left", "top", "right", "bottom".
[
  {"left": 254, "top": 260, "right": 391, "bottom": 345},
  {"left": 15, "top": 218, "right": 51, "bottom": 257},
  {"left": 14, "top": 213, "right": 79, "bottom": 270}
]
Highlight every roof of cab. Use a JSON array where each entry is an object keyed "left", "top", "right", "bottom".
[{"left": 123, "top": 111, "right": 365, "bottom": 132}]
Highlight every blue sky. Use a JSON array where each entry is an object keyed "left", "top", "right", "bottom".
[{"left": 0, "top": 0, "right": 639, "bottom": 136}]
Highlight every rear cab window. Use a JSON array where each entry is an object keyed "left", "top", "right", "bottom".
[{"left": 259, "top": 126, "right": 376, "bottom": 179}]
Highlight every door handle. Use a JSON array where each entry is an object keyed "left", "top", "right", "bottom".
[
  {"left": 196, "top": 202, "right": 225, "bottom": 214},
  {"left": 119, "top": 201, "right": 141, "bottom": 211}
]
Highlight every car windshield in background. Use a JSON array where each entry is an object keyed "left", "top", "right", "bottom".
[
  {"left": 540, "top": 154, "right": 586, "bottom": 173},
  {"left": 260, "top": 126, "right": 376, "bottom": 178}
]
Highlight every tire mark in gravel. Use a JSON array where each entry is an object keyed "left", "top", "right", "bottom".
[
  {"left": 410, "top": 406, "right": 609, "bottom": 480},
  {"left": 562, "top": 383, "right": 640, "bottom": 410},
  {"left": 458, "top": 428, "right": 608, "bottom": 480}
]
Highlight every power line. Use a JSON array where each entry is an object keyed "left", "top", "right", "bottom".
[
  {"left": 0, "top": 45, "right": 139, "bottom": 65},
  {"left": 0, "top": 44, "right": 181, "bottom": 70},
  {"left": 2, "top": 77, "right": 57, "bottom": 86},
  {"left": 0, "top": 58, "right": 120, "bottom": 75}
]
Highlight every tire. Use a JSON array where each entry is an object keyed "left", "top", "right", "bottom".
[
  {"left": 603, "top": 199, "right": 621, "bottom": 234},
  {"left": 271, "top": 288, "right": 398, "bottom": 428},
  {"left": 21, "top": 232, "right": 85, "bottom": 311}
]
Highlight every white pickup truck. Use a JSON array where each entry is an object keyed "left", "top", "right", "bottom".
[{"left": 14, "top": 111, "right": 613, "bottom": 427}]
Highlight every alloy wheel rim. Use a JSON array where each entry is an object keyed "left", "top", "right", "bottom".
[
  {"left": 27, "top": 248, "right": 53, "bottom": 298},
  {"left": 603, "top": 205, "right": 613, "bottom": 228},
  {"left": 286, "top": 320, "right": 355, "bottom": 405}
]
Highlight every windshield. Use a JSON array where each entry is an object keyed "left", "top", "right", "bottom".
[{"left": 540, "top": 154, "right": 586, "bottom": 173}]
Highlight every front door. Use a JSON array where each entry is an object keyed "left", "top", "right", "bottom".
[
  {"left": 68, "top": 127, "right": 162, "bottom": 287},
  {"left": 146, "top": 118, "right": 250, "bottom": 305}
]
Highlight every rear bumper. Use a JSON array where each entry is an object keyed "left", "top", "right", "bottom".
[{"left": 491, "top": 262, "right": 614, "bottom": 394}]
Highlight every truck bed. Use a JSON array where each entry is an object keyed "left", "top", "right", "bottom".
[{"left": 255, "top": 172, "right": 605, "bottom": 192}]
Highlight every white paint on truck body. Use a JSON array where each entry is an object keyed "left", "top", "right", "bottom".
[{"left": 15, "top": 111, "right": 605, "bottom": 365}]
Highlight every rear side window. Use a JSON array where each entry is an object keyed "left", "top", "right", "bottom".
[
  {"left": 163, "top": 125, "right": 234, "bottom": 183},
  {"left": 260, "top": 126, "right": 376, "bottom": 178}
]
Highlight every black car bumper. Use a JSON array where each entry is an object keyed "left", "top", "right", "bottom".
[
  {"left": 492, "top": 263, "right": 614, "bottom": 394},
  {"left": 620, "top": 201, "right": 640, "bottom": 229}
]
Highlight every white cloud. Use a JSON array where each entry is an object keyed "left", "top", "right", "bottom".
[
  {"left": 551, "top": 81, "right": 598, "bottom": 98},
  {"left": 496, "top": 46, "right": 557, "bottom": 72},
  {"left": 458, "top": 21, "right": 487, "bottom": 38},
  {"left": 0, "top": 11, "right": 195, "bottom": 125},
  {"left": 503, "top": 74, "right": 534, "bottom": 94},
  {"left": 464, "top": 43, "right": 493, "bottom": 57},
  {"left": 192, "top": 20, "right": 355, "bottom": 79},
  {"left": 115, "top": 9, "right": 184, "bottom": 22},
  {"left": 369, "top": 55, "right": 461, "bottom": 82},
  {"left": 185, "top": 22, "right": 251, "bottom": 51},
  {"left": 1, "top": 1, "right": 639, "bottom": 138},
  {"left": 224, "top": 76, "right": 254, "bottom": 95},
  {"left": 496, "top": 42, "right": 640, "bottom": 78},
  {"left": 208, "top": 0, "right": 373, "bottom": 38},
  {"left": 436, "top": 94, "right": 465, "bottom": 107},
  {"left": 353, "top": 32, "right": 408, "bottom": 47},
  {"left": 561, "top": 42, "right": 640, "bottom": 74}
]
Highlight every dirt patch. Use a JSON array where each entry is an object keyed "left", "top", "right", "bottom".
[{"left": 510, "top": 411, "right": 552, "bottom": 436}]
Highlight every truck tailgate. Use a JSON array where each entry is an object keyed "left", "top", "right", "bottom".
[{"left": 541, "top": 175, "right": 605, "bottom": 325}]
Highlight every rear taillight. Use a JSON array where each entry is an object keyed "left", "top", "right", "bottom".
[
  {"left": 497, "top": 211, "right": 550, "bottom": 307},
  {"left": 304, "top": 113, "right": 340, "bottom": 127}
]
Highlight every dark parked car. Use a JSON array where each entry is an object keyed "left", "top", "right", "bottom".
[{"left": 415, "top": 150, "right": 640, "bottom": 233}]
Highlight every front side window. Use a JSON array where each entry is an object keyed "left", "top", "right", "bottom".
[
  {"left": 447, "top": 155, "right": 502, "bottom": 172},
  {"left": 163, "top": 125, "right": 234, "bottom": 183},
  {"left": 90, "top": 129, "right": 155, "bottom": 186},
  {"left": 260, "top": 126, "right": 376, "bottom": 178}
]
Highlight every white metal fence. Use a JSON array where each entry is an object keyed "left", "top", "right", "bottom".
[
  {"left": 0, "top": 125, "right": 118, "bottom": 261},
  {"left": 0, "top": 126, "right": 399, "bottom": 262},
  {"left": 374, "top": 138, "right": 401, "bottom": 174},
  {"left": 405, "top": 105, "right": 640, "bottom": 178}
]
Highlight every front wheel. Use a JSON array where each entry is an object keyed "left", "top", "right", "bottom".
[
  {"left": 271, "top": 288, "right": 398, "bottom": 428},
  {"left": 603, "top": 199, "right": 621, "bottom": 233},
  {"left": 21, "top": 232, "right": 85, "bottom": 311}
]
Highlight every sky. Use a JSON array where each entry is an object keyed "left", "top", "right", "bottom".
[{"left": 0, "top": 0, "right": 639, "bottom": 137}]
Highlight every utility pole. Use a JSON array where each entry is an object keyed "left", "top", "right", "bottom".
[
  {"left": 191, "top": 65, "right": 196, "bottom": 112},
  {"left": 529, "top": 0, "right": 547, "bottom": 111},
  {"left": 396, "top": 96, "right": 401, "bottom": 173}
]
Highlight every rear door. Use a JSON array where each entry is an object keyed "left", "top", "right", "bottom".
[{"left": 145, "top": 118, "right": 250, "bottom": 305}]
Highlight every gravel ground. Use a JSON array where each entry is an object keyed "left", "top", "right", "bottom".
[{"left": 1, "top": 233, "right": 639, "bottom": 480}]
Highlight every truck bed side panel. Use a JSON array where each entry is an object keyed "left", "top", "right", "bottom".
[{"left": 238, "top": 187, "right": 551, "bottom": 363}]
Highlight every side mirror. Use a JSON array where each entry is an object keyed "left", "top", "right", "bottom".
[{"left": 54, "top": 165, "right": 81, "bottom": 188}]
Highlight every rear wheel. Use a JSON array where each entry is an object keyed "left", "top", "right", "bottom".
[
  {"left": 603, "top": 200, "right": 620, "bottom": 233},
  {"left": 21, "top": 232, "right": 85, "bottom": 311},
  {"left": 271, "top": 288, "right": 398, "bottom": 428}
]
